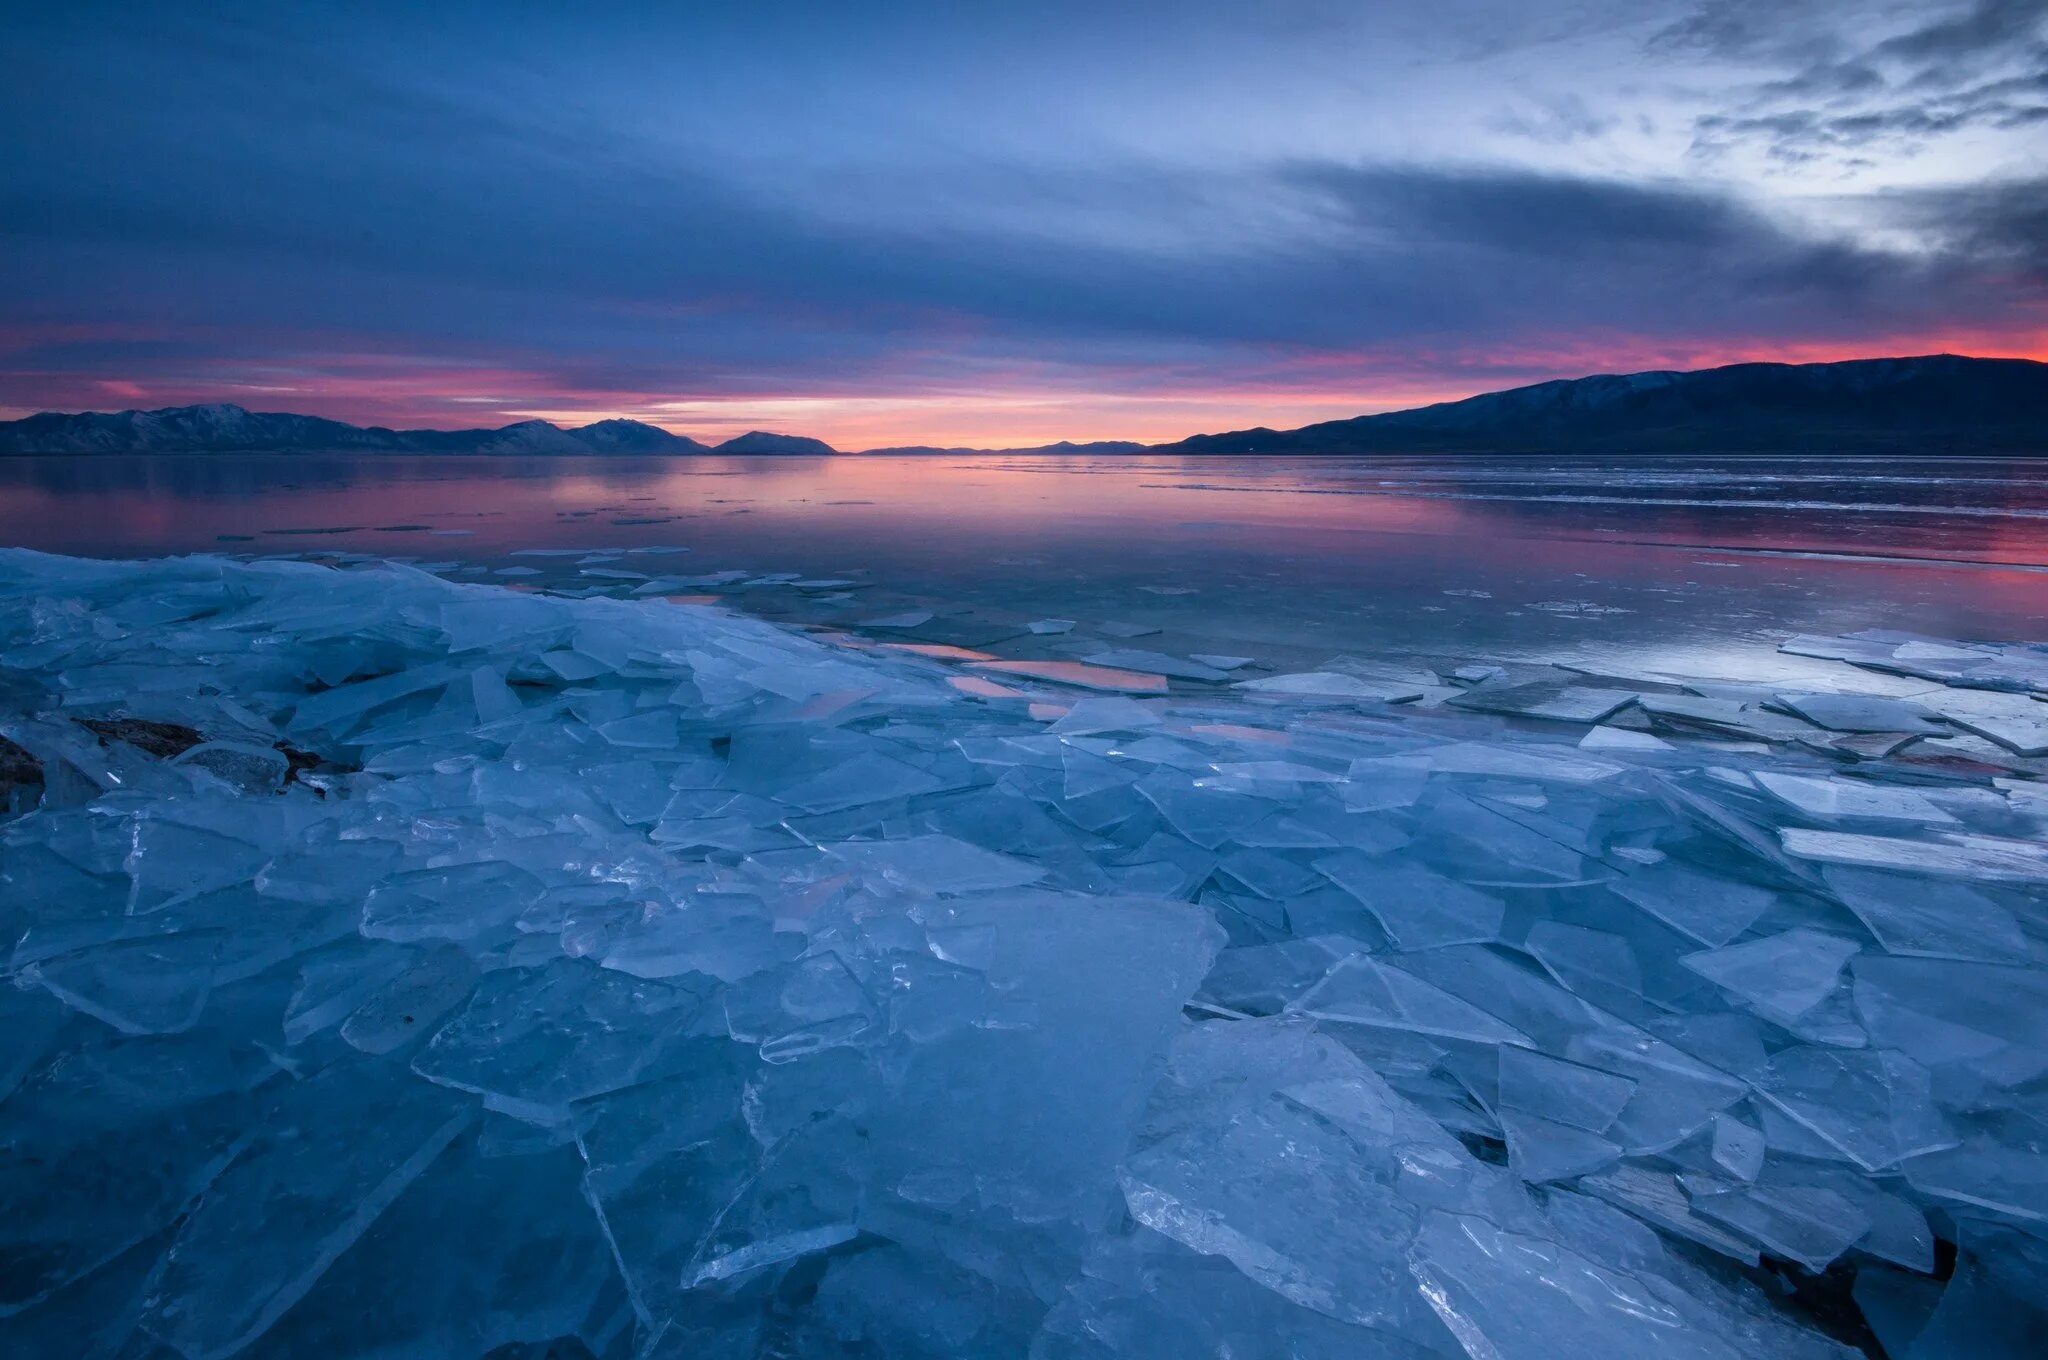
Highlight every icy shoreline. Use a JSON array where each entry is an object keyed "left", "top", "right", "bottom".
[{"left": 2, "top": 549, "right": 2045, "bottom": 1358}]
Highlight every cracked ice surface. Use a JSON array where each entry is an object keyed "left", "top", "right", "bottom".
[{"left": 1, "top": 551, "right": 2045, "bottom": 1359}]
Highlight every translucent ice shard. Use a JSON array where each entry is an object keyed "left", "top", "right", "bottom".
[
  {"left": 971, "top": 658, "right": 1168, "bottom": 693},
  {"left": 1292, "top": 956, "right": 1533, "bottom": 1047},
  {"left": 1236, "top": 671, "right": 1425, "bottom": 703},
  {"left": 1776, "top": 692, "right": 1942, "bottom": 734},
  {"left": 1408, "top": 1211, "right": 1769, "bottom": 1360},
  {"left": 1681, "top": 929, "right": 1860, "bottom": 1027},
  {"left": 1581, "top": 726, "right": 1671, "bottom": 751},
  {"left": 1497, "top": 1048, "right": 1636, "bottom": 1132},
  {"left": 1451, "top": 682, "right": 1638, "bottom": 724},
  {"left": 778, "top": 750, "right": 947, "bottom": 812},
  {"left": 24, "top": 931, "right": 224, "bottom": 1035},
  {"left": 1781, "top": 827, "right": 2048, "bottom": 884},
  {"left": 1852, "top": 954, "right": 2048, "bottom": 1086},
  {"left": 411, "top": 959, "right": 706, "bottom": 1121},
  {"left": 1757, "top": 1046, "right": 1956, "bottom": 1171},
  {"left": 1086, "top": 649, "right": 1229, "bottom": 681},
  {"left": 1920, "top": 689, "right": 2048, "bottom": 755},
  {"left": 1689, "top": 1182, "right": 1870, "bottom": 1271},
  {"left": 824, "top": 833, "right": 1043, "bottom": 893},
  {"left": 1499, "top": 1110, "right": 1621, "bottom": 1183},
  {"left": 138, "top": 1063, "right": 473, "bottom": 1360},
  {"left": 1753, "top": 772, "right": 1957, "bottom": 824},
  {"left": 1313, "top": 853, "right": 1506, "bottom": 949},
  {"left": 1711, "top": 1113, "right": 1766, "bottom": 1181},
  {"left": 1609, "top": 860, "right": 1776, "bottom": 947},
  {"left": 1823, "top": 864, "right": 2031, "bottom": 963}
]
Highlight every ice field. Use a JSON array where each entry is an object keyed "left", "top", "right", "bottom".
[{"left": 1, "top": 544, "right": 2045, "bottom": 1358}]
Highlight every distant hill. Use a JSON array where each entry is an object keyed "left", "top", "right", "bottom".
[
  {"left": 5, "top": 356, "right": 2042, "bottom": 457},
  {"left": 0, "top": 404, "right": 740, "bottom": 455},
  {"left": 713, "top": 430, "right": 838, "bottom": 456},
  {"left": 1152, "top": 355, "right": 2048, "bottom": 456},
  {"left": 860, "top": 440, "right": 1150, "bottom": 457}
]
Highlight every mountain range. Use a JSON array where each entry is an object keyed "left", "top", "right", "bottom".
[
  {"left": 0, "top": 404, "right": 828, "bottom": 457},
  {"left": 3, "top": 355, "right": 2043, "bottom": 456}
]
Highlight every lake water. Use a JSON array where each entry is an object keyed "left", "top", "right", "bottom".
[{"left": 2, "top": 452, "right": 2043, "bottom": 680}]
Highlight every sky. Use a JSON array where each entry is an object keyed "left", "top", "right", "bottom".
[{"left": 2, "top": 0, "right": 2045, "bottom": 449}]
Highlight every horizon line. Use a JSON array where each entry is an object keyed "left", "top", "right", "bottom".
[{"left": 2, "top": 348, "right": 2041, "bottom": 453}]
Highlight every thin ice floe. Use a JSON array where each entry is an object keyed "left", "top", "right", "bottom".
[{"left": 1, "top": 550, "right": 2045, "bottom": 1359}]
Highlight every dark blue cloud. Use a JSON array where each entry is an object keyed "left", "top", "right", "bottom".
[{"left": 1, "top": 0, "right": 2041, "bottom": 430}]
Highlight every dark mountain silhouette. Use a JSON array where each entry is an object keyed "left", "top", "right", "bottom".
[
  {"left": 3, "top": 356, "right": 2040, "bottom": 457},
  {"left": 0, "top": 405, "right": 740, "bottom": 455},
  {"left": 861, "top": 440, "right": 1149, "bottom": 456},
  {"left": 712, "top": 431, "right": 838, "bottom": 456},
  {"left": 1151, "top": 355, "right": 2048, "bottom": 456}
]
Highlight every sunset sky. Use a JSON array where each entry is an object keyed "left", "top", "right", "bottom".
[{"left": 4, "top": 0, "right": 2045, "bottom": 448}]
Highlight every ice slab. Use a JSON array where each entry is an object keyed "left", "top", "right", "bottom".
[
  {"left": 1313, "top": 853, "right": 1506, "bottom": 949},
  {"left": 1084, "top": 649, "right": 1229, "bottom": 682},
  {"left": 1776, "top": 692, "right": 1942, "bottom": 734},
  {"left": 1781, "top": 827, "right": 2048, "bottom": 883},
  {"left": 824, "top": 833, "right": 1044, "bottom": 893},
  {"left": 1609, "top": 860, "right": 1776, "bottom": 947},
  {"left": 1681, "top": 929, "right": 1860, "bottom": 1027},
  {"left": 1757, "top": 1047, "right": 1956, "bottom": 1171},
  {"left": 1498, "top": 1048, "right": 1637, "bottom": 1133},
  {"left": 1291, "top": 955, "right": 1533, "bottom": 1046},
  {"left": 139, "top": 1064, "right": 473, "bottom": 1360},
  {"left": 970, "top": 659, "right": 1169, "bottom": 693},
  {"left": 1823, "top": 864, "right": 2032, "bottom": 963},
  {"left": 1754, "top": 771, "right": 1957, "bottom": 824},
  {"left": 1452, "top": 682, "right": 1637, "bottom": 724},
  {"left": 1236, "top": 671, "right": 1425, "bottom": 703}
]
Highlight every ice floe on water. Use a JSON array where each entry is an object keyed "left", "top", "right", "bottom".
[{"left": 1, "top": 550, "right": 2046, "bottom": 1358}]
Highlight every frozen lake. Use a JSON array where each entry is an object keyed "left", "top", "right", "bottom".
[
  {"left": 4, "top": 453, "right": 2047, "bottom": 1357},
  {"left": 2, "top": 453, "right": 2044, "bottom": 677}
]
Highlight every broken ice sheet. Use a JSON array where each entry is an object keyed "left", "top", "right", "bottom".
[
  {"left": 1758, "top": 1046, "right": 1956, "bottom": 1172},
  {"left": 1497, "top": 1048, "right": 1636, "bottom": 1132},
  {"left": 1406, "top": 1211, "right": 1788, "bottom": 1360},
  {"left": 1499, "top": 1110, "right": 1622, "bottom": 1183},
  {"left": 1688, "top": 1181, "right": 1871, "bottom": 1272},
  {"left": 1084, "top": 648, "right": 1229, "bottom": 681},
  {"left": 1822, "top": 864, "right": 2032, "bottom": 963},
  {"left": 1681, "top": 928, "right": 1860, "bottom": 1028},
  {"left": 1313, "top": 852, "right": 1506, "bottom": 949},
  {"left": 824, "top": 833, "right": 1043, "bottom": 893},
  {"left": 1291, "top": 954, "right": 1532, "bottom": 1046},
  {"left": 412, "top": 958, "right": 706, "bottom": 1121},
  {"left": 139, "top": 1062, "right": 474, "bottom": 1360},
  {"left": 1781, "top": 826, "right": 2048, "bottom": 884},
  {"left": 1236, "top": 671, "right": 1424, "bottom": 703},
  {"left": 1918, "top": 688, "right": 2048, "bottom": 756},
  {"left": 1753, "top": 771, "right": 1957, "bottom": 824},
  {"left": 24, "top": 930, "right": 225, "bottom": 1035},
  {"left": 1450, "top": 681, "right": 1638, "bottom": 724},
  {"left": 970, "top": 658, "right": 1168, "bottom": 694},
  {"left": 1775, "top": 692, "right": 1942, "bottom": 734},
  {"left": 7, "top": 548, "right": 2043, "bottom": 1357},
  {"left": 1609, "top": 859, "right": 1776, "bottom": 947}
]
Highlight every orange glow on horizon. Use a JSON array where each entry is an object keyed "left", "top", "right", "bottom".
[{"left": 2, "top": 323, "right": 2041, "bottom": 451}]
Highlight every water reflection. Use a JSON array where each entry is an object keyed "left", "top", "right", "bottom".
[{"left": 2, "top": 453, "right": 2043, "bottom": 662}]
